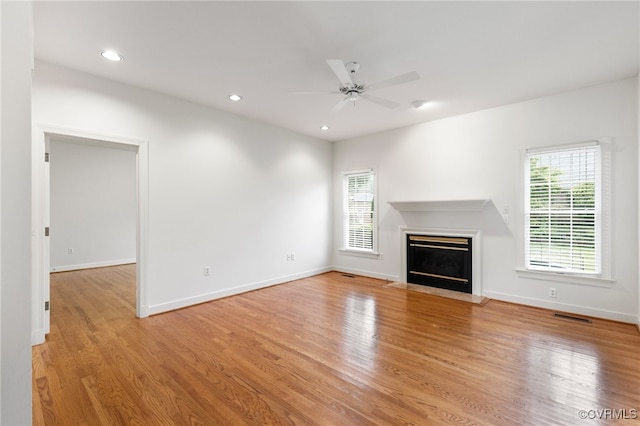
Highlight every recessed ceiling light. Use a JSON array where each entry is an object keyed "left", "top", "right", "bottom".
[
  {"left": 100, "top": 50, "right": 123, "bottom": 62},
  {"left": 320, "top": 125, "right": 330, "bottom": 131},
  {"left": 229, "top": 94, "right": 243, "bottom": 102}
]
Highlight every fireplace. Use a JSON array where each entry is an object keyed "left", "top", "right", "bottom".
[
  {"left": 406, "top": 234, "right": 472, "bottom": 293},
  {"left": 389, "top": 201, "right": 488, "bottom": 295}
]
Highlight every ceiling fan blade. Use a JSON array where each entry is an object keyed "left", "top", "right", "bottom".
[
  {"left": 360, "top": 94, "right": 400, "bottom": 109},
  {"left": 326, "top": 59, "right": 354, "bottom": 87},
  {"left": 330, "top": 96, "right": 351, "bottom": 114},
  {"left": 366, "top": 71, "right": 420, "bottom": 92}
]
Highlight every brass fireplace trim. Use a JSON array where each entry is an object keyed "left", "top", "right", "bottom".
[
  {"left": 409, "top": 243, "right": 469, "bottom": 252},
  {"left": 409, "top": 270, "right": 469, "bottom": 283},
  {"left": 408, "top": 235, "right": 469, "bottom": 245}
]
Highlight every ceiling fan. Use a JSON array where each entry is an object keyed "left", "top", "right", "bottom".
[{"left": 295, "top": 59, "right": 420, "bottom": 113}]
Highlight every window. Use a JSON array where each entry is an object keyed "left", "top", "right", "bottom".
[
  {"left": 525, "top": 143, "right": 601, "bottom": 275},
  {"left": 343, "top": 170, "right": 376, "bottom": 253}
]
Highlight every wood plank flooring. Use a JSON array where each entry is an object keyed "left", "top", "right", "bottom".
[{"left": 33, "top": 265, "right": 640, "bottom": 425}]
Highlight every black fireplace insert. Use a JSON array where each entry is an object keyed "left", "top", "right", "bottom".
[{"left": 406, "top": 234, "right": 472, "bottom": 293}]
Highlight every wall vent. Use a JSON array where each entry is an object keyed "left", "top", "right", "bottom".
[{"left": 553, "top": 313, "right": 592, "bottom": 323}]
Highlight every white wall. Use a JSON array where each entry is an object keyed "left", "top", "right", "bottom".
[
  {"left": 49, "top": 139, "right": 137, "bottom": 271},
  {"left": 1, "top": 1, "right": 33, "bottom": 424},
  {"left": 33, "top": 61, "right": 333, "bottom": 315},
  {"left": 333, "top": 77, "right": 639, "bottom": 323}
]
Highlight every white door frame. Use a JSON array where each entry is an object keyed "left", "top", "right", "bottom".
[{"left": 32, "top": 124, "right": 149, "bottom": 345}]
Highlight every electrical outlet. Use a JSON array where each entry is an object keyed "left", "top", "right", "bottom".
[
  {"left": 67, "top": 248, "right": 74, "bottom": 254},
  {"left": 291, "top": 252, "right": 295, "bottom": 261},
  {"left": 204, "top": 266, "right": 211, "bottom": 276},
  {"left": 549, "top": 287, "right": 557, "bottom": 298},
  {"left": 286, "top": 254, "right": 291, "bottom": 261}
]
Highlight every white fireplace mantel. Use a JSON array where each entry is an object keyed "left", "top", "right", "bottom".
[{"left": 388, "top": 199, "right": 490, "bottom": 212}]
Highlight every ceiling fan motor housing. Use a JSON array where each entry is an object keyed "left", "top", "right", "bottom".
[
  {"left": 339, "top": 84, "right": 365, "bottom": 95},
  {"left": 339, "top": 84, "right": 365, "bottom": 101}
]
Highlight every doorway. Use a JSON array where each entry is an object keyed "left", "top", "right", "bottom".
[{"left": 32, "top": 125, "right": 149, "bottom": 345}]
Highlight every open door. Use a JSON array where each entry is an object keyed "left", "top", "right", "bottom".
[{"left": 32, "top": 125, "right": 149, "bottom": 345}]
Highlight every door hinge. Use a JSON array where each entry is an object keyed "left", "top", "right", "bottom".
[
  {"left": 45, "top": 152, "right": 50, "bottom": 162},
  {"left": 45, "top": 227, "right": 50, "bottom": 236},
  {"left": 45, "top": 301, "right": 50, "bottom": 311}
]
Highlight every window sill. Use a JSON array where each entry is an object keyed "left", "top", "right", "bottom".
[
  {"left": 339, "top": 249, "right": 381, "bottom": 259},
  {"left": 515, "top": 268, "right": 613, "bottom": 288}
]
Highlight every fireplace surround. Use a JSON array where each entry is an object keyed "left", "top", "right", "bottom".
[{"left": 389, "top": 200, "right": 488, "bottom": 296}]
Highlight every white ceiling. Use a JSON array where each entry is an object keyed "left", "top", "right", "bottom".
[{"left": 34, "top": 1, "right": 639, "bottom": 142}]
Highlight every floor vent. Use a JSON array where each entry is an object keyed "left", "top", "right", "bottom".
[
  {"left": 553, "top": 313, "right": 592, "bottom": 323},
  {"left": 341, "top": 273, "right": 356, "bottom": 278}
]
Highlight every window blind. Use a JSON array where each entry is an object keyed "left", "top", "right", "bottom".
[
  {"left": 525, "top": 145, "right": 600, "bottom": 274},
  {"left": 343, "top": 171, "right": 375, "bottom": 251}
]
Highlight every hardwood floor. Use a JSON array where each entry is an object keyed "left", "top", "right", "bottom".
[{"left": 33, "top": 265, "right": 640, "bottom": 425}]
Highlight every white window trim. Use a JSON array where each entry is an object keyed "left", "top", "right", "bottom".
[
  {"left": 341, "top": 168, "right": 379, "bottom": 256},
  {"left": 338, "top": 248, "right": 382, "bottom": 259},
  {"left": 516, "top": 138, "right": 613, "bottom": 286},
  {"left": 515, "top": 267, "right": 613, "bottom": 287}
]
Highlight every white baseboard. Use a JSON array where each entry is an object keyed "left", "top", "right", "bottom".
[
  {"left": 138, "top": 304, "right": 150, "bottom": 319},
  {"left": 50, "top": 258, "right": 136, "bottom": 273},
  {"left": 32, "top": 329, "right": 45, "bottom": 346},
  {"left": 148, "top": 266, "right": 333, "bottom": 316},
  {"left": 332, "top": 265, "right": 400, "bottom": 283},
  {"left": 484, "top": 290, "right": 637, "bottom": 324}
]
